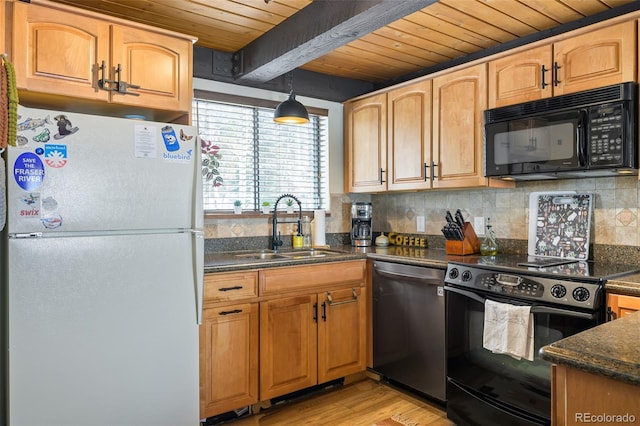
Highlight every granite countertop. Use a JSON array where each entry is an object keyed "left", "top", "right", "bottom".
[
  {"left": 606, "top": 273, "right": 640, "bottom": 296},
  {"left": 204, "top": 244, "right": 472, "bottom": 273},
  {"left": 541, "top": 311, "right": 640, "bottom": 386}
]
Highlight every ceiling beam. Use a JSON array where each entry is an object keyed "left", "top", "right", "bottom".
[{"left": 233, "top": 0, "right": 437, "bottom": 83}]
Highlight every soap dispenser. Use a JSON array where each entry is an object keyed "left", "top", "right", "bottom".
[{"left": 480, "top": 218, "right": 498, "bottom": 256}]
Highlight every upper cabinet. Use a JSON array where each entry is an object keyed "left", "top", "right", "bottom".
[
  {"left": 489, "top": 22, "right": 636, "bottom": 108},
  {"left": 433, "top": 64, "right": 496, "bottom": 189},
  {"left": 344, "top": 93, "right": 387, "bottom": 193},
  {"left": 387, "top": 81, "right": 433, "bottom": 191},
  {"left": 10, "top": 0, "right": 194, "bottom": 122}
]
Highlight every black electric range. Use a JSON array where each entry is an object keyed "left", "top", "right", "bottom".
[{"left": 448, "top": 254, "right": 640, "bottom": 282}]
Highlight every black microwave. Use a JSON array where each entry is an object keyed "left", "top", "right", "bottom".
[{"left": 484, "top": 82, "right": 638, "bottom": 180}]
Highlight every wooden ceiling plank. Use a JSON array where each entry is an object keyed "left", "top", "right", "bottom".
[
  {"left": 384, "top": 19, "right": 481, "bottom": 55},
  {"left": 522, "top": 0, "right": 586, "bottom": 22},
  {"left": 235, "top": 0, "right": 438, "bottom": 83},
  {"left": 556, "top": 0, "right": 609, "bottom": 16},
  {"left": 356, "top": 33, "right": 452, "bottom": 65},
  {"left": 420, "top": 3, "right": 519, "bottom": 44},
  {"left": 402, "top": 10, "right": 513, "bottom": 50},
  {"left": 477, "top": 0, "right": 563, "bottom": 31},
  {"left": 438, "top": 0, "right": 540, "bottom": 37}
]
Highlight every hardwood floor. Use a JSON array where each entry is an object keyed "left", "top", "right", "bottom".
[{"left": 222, "top": 379, "right": 454, "bottom": 426}]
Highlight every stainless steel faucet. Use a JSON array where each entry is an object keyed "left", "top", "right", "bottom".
[{"left": 271, "top": 194, "right": 302, "bottom": 251}]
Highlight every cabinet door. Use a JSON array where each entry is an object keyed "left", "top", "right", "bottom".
[
  {"left": 344, "top": 93, "right": 387, "bottom": 193},
  {"left": 554, "top": 21, "right": 635, "bottom": 96},
  {"left": 260, "top": 295, "right": 318, "bottom": 400},
  {"left": 110, "top": 25, "right": 192, "bottom": 112},
  {"left": 432, "top": 64, "right": 488, "bottom": 188},
  {"left": 317, "top": 287, "right": 367, "bottom": 384},
  {"left": 387, "top": 81, "right": 433, "bottom": 191},
  {"left": 607, "top": 293, "right": 640, "bottom": 320},
  {"left": 12, "top": 1, "right": 110, "bottom": 101},
  {"left": 488, "top": 45, "right": 553, "bottom": 108},
  {"left": 199, "top": 303, "right": 258, "bottom": 419}
]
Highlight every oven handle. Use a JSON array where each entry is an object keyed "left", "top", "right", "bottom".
[{"left": 444, "top": 286, "right": 598, "bottom": 320}]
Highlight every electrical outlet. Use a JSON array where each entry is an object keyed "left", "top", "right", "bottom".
[
  {"left": 416, "top": 216, "right": 425, "bottom": 232},
  {"left": 474, "top": 217, "right": 485, "bottom": 235}
]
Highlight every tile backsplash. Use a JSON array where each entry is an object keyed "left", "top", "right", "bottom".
[{"left": 205, "top": 176, "right": 640, "bottom": 248}]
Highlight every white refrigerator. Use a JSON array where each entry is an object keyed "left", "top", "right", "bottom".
[{"left": 2, "top": 106, "right": 203, "bottom": 426}]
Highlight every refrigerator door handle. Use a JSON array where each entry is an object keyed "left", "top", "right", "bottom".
[
  {"left": 193, "top": 136, "right": 204, "bottom": 230},
  {"left": 191, "top": 230, "right": 205, "bottom": 325}
]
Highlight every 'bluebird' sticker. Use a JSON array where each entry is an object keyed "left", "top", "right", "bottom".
[
  {"left": 14, "top": 152, "right": 45, "bottom": 191},
  {"left": 161, "top": 126, "right": 180, "bottom": 152}
]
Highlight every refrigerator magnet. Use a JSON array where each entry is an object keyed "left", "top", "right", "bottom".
[{"left": 14, "top": 152, "right": 45, "bottom": 191}]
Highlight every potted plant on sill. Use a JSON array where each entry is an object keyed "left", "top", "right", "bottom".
[
  {"left": 261, "top": 201, "right": 271, "bottom": 214},
  {"left": 233, "top": 200, "right": 242, "bottom": 214},
  {"left": 285, "top": 198, "right": 295, "bottom": 214}
]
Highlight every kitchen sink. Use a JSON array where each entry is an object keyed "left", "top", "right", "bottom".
[
  {"left": 279, "top": 249, "right": 342, "bottom": 259},
  {"left": 235, "top": 252, "right": 286, "bottom": 260}
]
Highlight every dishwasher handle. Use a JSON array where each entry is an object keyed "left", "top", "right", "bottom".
[{"left": 373, "top": 263, "right": 444, "bottom": 285}]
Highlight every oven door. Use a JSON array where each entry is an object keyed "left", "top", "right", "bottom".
[
  {"left": 484, "top": 110, "right": 584, "bottom": 177},
  {"left": 445, "top": 285, "right": 601, "bottom": 426}
]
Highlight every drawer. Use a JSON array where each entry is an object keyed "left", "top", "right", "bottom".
[
  {"left": 260, "top": 260, "right": 366, "bottom": 295},
  {"left": 204, "top": 271, "right": 258, "bottom": 302}
]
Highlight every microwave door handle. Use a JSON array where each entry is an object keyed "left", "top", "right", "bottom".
[{"left": 577, "top": 109, "right": 588, "bottom": 166}]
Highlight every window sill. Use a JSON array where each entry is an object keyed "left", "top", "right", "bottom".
[{"left": 205, "top": 211, "right": 328, "bottom": 220}]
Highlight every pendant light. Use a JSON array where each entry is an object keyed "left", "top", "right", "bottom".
[{"left": 274, "top": 72, "right": 309, "bottom": 124}]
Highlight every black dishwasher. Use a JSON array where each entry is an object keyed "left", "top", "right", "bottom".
[{"left": 372, "top": 260, "right": 446, "bottom": 402}]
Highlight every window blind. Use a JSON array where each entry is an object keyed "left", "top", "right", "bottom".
[{"left": 193, "top": 98, "right": 329, "bottom": 212}]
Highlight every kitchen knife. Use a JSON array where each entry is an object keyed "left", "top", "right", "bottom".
[
  {"left": 455, "top": 209, "right": 465, "bottom": 228},
  {"left": 445, "top": 210, "right": 455, "bottom": 224}
]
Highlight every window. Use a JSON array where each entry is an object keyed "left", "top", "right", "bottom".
[{"left": 193, "top": 97, "right": 329, "bottom": 213}]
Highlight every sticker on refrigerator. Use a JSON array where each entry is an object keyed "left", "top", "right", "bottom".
[
  {"left": 161, "top": 125, "right": 180, "bottom": 152},
  {"left": 14, "top": 152, "right": 45, "bottom": 191},
  {"left": 17, "top": 192, "right": 40, "bottom": 219},
  {"left": 44, "top": 144, "right": 68, "bottom": 168},
  {"left": 134, "top": 124, "right": 157, "bottom": 158},
  {"left": 53, "top": 115, "right": 79, "bottom": 139},
  {"left": 41, "top": 214, "right": 63, "bottom": 229}
]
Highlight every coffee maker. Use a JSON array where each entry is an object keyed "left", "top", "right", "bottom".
[{"left": 350, "top": 202, "right": 373, "bottom": 246}]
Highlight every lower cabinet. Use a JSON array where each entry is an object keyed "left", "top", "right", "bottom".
[
  {"left": 199, "top": 272, "right": 259, "bottom": 419},
  {"left": 552, "top": 364, "right": 640, "bottom": 425},
  {"left": 199, "top": 302, "right": 259, "bottom": 419},
  {"left": 607, "top": 293, "right": 640, "bottom": 320},
  {"left": 259, "top": 286, "right": 366, "bottom": 400},
  {"left": 200, "top": 260, "right": 367, "bottom": 419}
]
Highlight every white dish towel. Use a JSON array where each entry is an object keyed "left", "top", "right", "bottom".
[{"left": 483, "top": 299, "right": 535, "bottom": 361}]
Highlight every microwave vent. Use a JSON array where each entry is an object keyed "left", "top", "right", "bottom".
[{"left": 485, "top": 82, "right": 637, "bottom": 123}]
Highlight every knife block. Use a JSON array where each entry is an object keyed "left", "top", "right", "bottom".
[{"left": 445, "top": 223, "right": 480, "bottom": 255}]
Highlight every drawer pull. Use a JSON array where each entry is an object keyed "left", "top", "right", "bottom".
[
  {"left": 219, "top": 286, "right": 244, "bottom": 292},
  {"left": 326, "top": 288, "right": 358, "bottom": 306},
  {"left": 219, "top": 309, "right": 243, "bottom": 316}
]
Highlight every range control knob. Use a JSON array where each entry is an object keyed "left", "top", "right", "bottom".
[
  {"left": 461, "top": 270, "right": 473, "bottom": 282},
  {"left": 572, "top": 286, "right": 590, "bottom": 302},
  {"left": 448, "top": 268, "right": 459, "bottom": 280},
  {"left": 550, "top": 284, "right": 567, "bottom": 299}
]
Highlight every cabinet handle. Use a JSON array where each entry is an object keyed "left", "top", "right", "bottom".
[
  {"left": 431, "top": 162, "right": 438, "bottom": 180},
  {"left": 379, "top": 168, "right": 386, "bottom": 184},
  {"left": 219, "top": 309, "right": 243, "bottom": 316},
  {"left": 219, "top": 286, "right": 243, "bottom": 292},
  {"left": 553, "top": 61, "right": 561, "bottom": 86},
  {"left": 313, "top": 302, "right": 318, "bottom": 323},
  {"left": 326, "top": 288, "right": 358, "bottom": 306},
  {"left": 607, "top": 307, "right": 617, "bottom": 321},
  {"left": 541, "top": 64, "right": 549, "bottom": 89},
  {"left": 424, "top": 162, "right": 429, "bottom": 181},
  {"left": 97, "top": 60, "right": 116, "bottom": 92},
  {"left": 113, "top": 63, "right": 141, "bottom": 96},
  {"left": 322, "top": 301, "right": 327, "bottom": 321}
]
